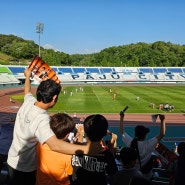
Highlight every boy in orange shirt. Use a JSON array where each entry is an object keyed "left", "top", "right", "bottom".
[{"left": 36, "top": 113, "right": 75, "bottom": 185}]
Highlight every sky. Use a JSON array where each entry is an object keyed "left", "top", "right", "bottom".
[{"left": 1, "top": 0, "right": 185, "bottom": 54}]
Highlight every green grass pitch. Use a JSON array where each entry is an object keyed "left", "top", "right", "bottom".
[
  {"left": 50, "top": 85, "right": 185, "bottom": 114},
  {"left": 12, "top": 85, "right": 185, "bottom": 114}
]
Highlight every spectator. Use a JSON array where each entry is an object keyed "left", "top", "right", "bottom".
[
  {"left": 113, "top": 93, "right": 117, "bottom": 100},
  {"left": 9, "top": 98, "right": 14, "bottom": 103},
  {"left": 103, "top": 130, "right": 118, "bottom": 157},
  {"left": 73, "top": 112, "right": 77, "bottom": 119},
  {"left": 167, "top": 142, "right": 185, "bottom": 185},
  {"left": 169, "top": 104, "right": 175, "bottom": 112},
  {"left": 70, "top": 123, "right": 86, "bottom": 145},
  {"left": 7, "top": 68, "right": 102, "bottom": 185},
  {"left": 71, "top": 114, "right": 118, "bottom": 185},
  {"left": 110, "top": 147, "right": 152, "bottom": 185},
  {"left": 36, "top": 113, "right": 75, "bottom": 185},
  {"left": 173, "top": 142, "right": 185, "bottom": 185},
  {"left": 119, "top": 112, "right": 166, "bottom": 179},
  {"left": 164, "top": 103, "right": 169, "bottom": 111},
  {"left": 159, "top": 103, "right": 164, "bottom": 110},
  {"left": 151, "top": 103, "right": 155, "bottom": 109}
]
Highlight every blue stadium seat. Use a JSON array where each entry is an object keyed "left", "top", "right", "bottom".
[
  {"left": 86, "top": 67, "right": 100, "bottom": 73},
  {"left": 52, "top": 67, "right": 58, "bottom": 72},
  {"left": 73, "top": 68, "right": 86, "bottom": 73},
  {"left": 153, "top": 68, "right": 167, "bottom": 73},
  {"left": 101, "top": 68, "right": 113, "bottom": 73},
  {"left": 139, "top": 68, "right": 154, "bottom": 73},
  {"left": 8, "top": 67, "right": 25, "bottom": 74},
  {"left": 167, "top": 68, "right": 183, "bottom": 73},
  {"left": 58, "top": 67, "right": 73, "bottom": 73}
]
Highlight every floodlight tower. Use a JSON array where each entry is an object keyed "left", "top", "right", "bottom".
[{"left": 36, "top": 22, "right": 44, "bottom": 57}]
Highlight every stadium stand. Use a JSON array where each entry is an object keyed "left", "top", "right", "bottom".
[
  {"left": 0, "top": 66, "right": 185, "bottom": 85},
  {"left": 0, "top": 65, "right": 21, "bottom": 87},
  {"left": 0, "top": 74, "right": 20, "bottom": 86}
]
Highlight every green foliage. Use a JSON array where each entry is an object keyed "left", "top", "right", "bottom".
[{"left": 1, "top": 34, "right": 185, "bottom": 67}]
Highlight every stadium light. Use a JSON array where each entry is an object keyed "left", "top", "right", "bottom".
[{"left": 36, "top": 22, "right": 44, "bottom": 57}]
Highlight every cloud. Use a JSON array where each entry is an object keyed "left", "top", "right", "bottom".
[
  {"left": 43, "top": 44, "right": 100, "bottom": 55},
  {"left": 75, "top": 48, "right": 100, "bottom": 54},
  {"left": 43, "top": 43, "right": 60, "bottom": 52}
]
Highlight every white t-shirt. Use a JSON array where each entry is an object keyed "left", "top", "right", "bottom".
[
  {"left": 7, "top": 93, "right": 54, "bottom": 172},
  {"left": 122, "top": 132, "right": 158, "bottom": 169}
]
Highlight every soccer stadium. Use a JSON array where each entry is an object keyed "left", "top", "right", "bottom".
[{"left": 0, "top": 64, "right": 185, "bottom": 184}]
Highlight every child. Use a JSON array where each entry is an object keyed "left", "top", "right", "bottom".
[
  {"left": 36, "top": 113, "right": 76, "bottom": 185},
  {"left": 110, "top": 147, "right": 152, "bottom": 185},
  {"left": 71, "top": 114, "right": 118, "bottom": 185}
]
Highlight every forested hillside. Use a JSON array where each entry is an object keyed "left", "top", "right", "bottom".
[{"left": 0, "top": 34, "right": 185, "bottom": 67}]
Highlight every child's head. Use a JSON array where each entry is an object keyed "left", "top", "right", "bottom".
[
  {"left": 120, "top": 147, "right": 138, "bottom": 167},
  {"left": 83, "top": 114, "right": 108, "bottom": 142},
  {"left": 50, "top": 113, "right": 75, "bottom": 140},
  {"left": 36, "top": 79, "right": 61, "bottom": 104},
  {"left": 135, "top": 125, "right": 150, "bottom": 140}
]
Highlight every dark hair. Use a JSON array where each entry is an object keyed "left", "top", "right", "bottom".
[
  {"left": 135, "top": 125, "right": 150, "bottom": 140},
  {"left": 120, "top": 147, "right": 138, "bottom": 165},
  {"left": 36, "top": 79, "right": 61, "bottom": 103},
  {"left": 130, "top": 137, "right": 140, "bottom": 162},
  {"left": 50, "top": 113, "right": 75, "bottom": 139},
  {"left": 83, "top": 114, "right": 108, "bottom": 142},
  {"left": 177, "top": 142, "right": 185, "bottom": 155},
  {"left": 130, "top": 137, "right": 139, "bottom": 150}
]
